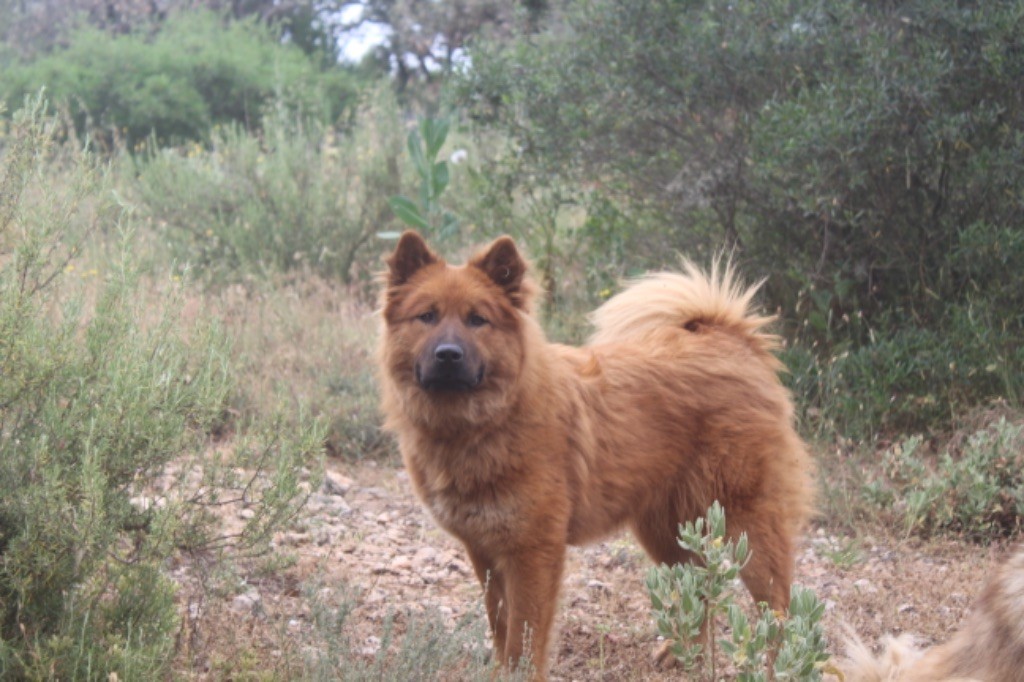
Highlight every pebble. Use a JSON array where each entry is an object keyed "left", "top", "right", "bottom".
[
  {"left": 853, "top": 578, "right": 877, "bottom": 593},
  {"left": 412, "top": 547, "right": 439, "bottom": 569},
  {"left": 360, "top": 636, "right": 381, "bottom": 656},
  {"left": 230, "top": 590, "right": 261, "bottom": 614},
  {"left": 322, "top": 471, "right": 353, "bottom": 496}
]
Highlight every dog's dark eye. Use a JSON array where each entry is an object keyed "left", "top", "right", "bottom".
[
  {"left": 467, "top": 312, "right": 489, "bottom": 328},
  {"left": 417, "top": 310, "right": 437, "bottom": 324}
]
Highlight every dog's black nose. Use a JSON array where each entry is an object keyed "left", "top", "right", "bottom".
[{"left": 434, "top": 343, "right": 464, "bottom": 363}]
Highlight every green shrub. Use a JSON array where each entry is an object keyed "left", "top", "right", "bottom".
[
  {"left": 646, "top": 502, "right": 830, "bottom": 681},
  {"left": 869, "top": 418, "right": 1024, "bottom": 539},
  {"left": 387, "top": 116, "right": 459, "bottom": 239},
  {"left": 0, "top": 98, "right": 322, "bottom": 679},
  {"left": 1, "top": 11, "right": 360, "bottom": 149},
  {"left": 784, "top": 303, "right": 1023, "bottom": 440},
  {"left": 134, "top": 86, "right": 403, "bottom": 285},
  {"left": 298, "top": 582, "right": 506, "bottom": 682},
  {"left": 207, "top": 277, "right": 391, "bottom": 462},
  {"left": 324, "top": 362, "right": 390, "bottom": 462},
  {"left": 460, "top": 0, "right": 1024, "bottom": 435}
]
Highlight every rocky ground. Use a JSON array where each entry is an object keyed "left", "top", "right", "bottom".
[{"left": 181, "top": 457, "right": 1008, "bottom": 681}]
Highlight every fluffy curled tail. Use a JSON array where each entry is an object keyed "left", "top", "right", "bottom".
[{"left": 588, "top": 259, "right": 778, "bottom": 357}]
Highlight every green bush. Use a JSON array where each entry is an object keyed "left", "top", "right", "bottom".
[
  {"left": 646, "top": 503, "right": 830, "bottom": 681},
  {"left": 868, "top": 418, "right": 1024, "bottom": 539},
  {"left": 0, "top": 98, "right": 322, "bottom": 679},
  {"left": 784, "top": 301, "right": 1023, "bottom": 439},
  {"left": 0, "top": 11, "right": 360, "bottom": 149},
  {"left": 298, "top": 581, "right": 509, "bottom": 682},
  {"left": 134, "top": 87, "right": 403, "bottom": 285},
  {"left": 459, "top": 0, "right": 1024, "bottom": 436}
]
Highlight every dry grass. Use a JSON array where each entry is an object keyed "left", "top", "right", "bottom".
[
  {"left": 53, "top": 243, "right": 1016, "bottom": 680},
  {"left": 191, "top": 272, "right": 392, "bottom": 462}
]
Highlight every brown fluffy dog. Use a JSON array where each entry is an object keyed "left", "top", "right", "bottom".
[
  {"left": 842, "top": 544, "right": 1024, "bottom": 682},
  {"left": 377, "top": 231, "right": 815, "bottom": 677}
]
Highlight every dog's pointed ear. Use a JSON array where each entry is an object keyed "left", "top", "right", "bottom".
[
  {"left": 386, "top": 231, "right": 438, "bottom": 287},
  {"left": 470, "top": 236, "right": 533, "bottom": 309}
]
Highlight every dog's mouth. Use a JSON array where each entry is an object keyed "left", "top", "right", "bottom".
[{"left": 416, "top": 364, "right": 485, "bottom": 393}]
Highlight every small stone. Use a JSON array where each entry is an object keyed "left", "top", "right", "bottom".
[
  {"left": 447, "top": 558, "right": 470, "bottom": 575},
  {"left": 230, "top": 590, "right": 261, "bottom": 614},
  {"left": 412, "top": 547, "right": 439, "bottom": 569},
  {"left": 322, "top": 472, "right": 353, "bottom": 496},
  {"left": 281, "top": 532, "right": 309, "bottom": 547},
  {"left": 853, "top": 578, "right": 876, "bottom": 593},
  {"left": 359, "top": 636, "right": 381, "bottom": 656}
]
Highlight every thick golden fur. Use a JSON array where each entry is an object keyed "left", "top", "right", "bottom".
[
  {"left": 377, "top": 232, "right": 816, "bottom": 678},
  {"left": 842, "top": 545, "right": 1024, "bottom": 682}
]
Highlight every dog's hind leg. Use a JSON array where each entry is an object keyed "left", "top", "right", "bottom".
[{"left": 727, "top": 510, "right": 795, "bottom": 613}]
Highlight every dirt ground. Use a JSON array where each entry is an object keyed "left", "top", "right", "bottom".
[{"left": 180, "top": 456, "right": 1010, "bottom": 681}]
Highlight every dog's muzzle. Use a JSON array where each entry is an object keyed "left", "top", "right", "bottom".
[{"left": 416, "top": 341, "right": 484, "bottom": 392}]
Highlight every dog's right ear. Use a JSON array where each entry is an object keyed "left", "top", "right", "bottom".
[{"left": 386, "top": 231, "right": 438, "bottom": 287}]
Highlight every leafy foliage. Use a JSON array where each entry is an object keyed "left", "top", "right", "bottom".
[
  {"left": 1, "top": 10, "right": 361, "bottom": 149},
  {"left": 134, "top": 87, "right": 404, "bottom": 285},
  {"left": 298, "top": 581, "right": 511, "bottom": 681},
  {"left": 783, "top": 309, "right": 1023, "bottom": 438},
  {"left": 867, "top": 418, "right": 1024, "bottom": 539},
  {"left": 0, "top": 97, "right": 323, "bottom": 679},
  {"left": 459, "top": 0, "right": 1024, "bottom": 436},
  {"left": 646, "top": 503, "right": 830, "bottom": 681},
  {"left": 387, "top": 117, "right": 459, "bottom": 239}
]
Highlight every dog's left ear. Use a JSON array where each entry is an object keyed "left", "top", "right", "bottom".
[{"left": 471, "top": 236, "right": 533, "bottom": 309}]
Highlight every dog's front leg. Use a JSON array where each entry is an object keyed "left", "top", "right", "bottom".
[
  {"left": 501, "top": 543, "right": 566, "bottom": 680},
  {"left": 466, "top": 547, "right": 508, "bottom": 660}
]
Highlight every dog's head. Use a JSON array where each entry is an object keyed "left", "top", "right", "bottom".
[{"left": 378, "top": 231, "right": 537, "bottom": 427}]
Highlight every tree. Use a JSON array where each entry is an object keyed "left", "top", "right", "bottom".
[
  {"left": 459, "top": 0, "right": 1024, "bottom": 432},
  {"left": 339, "top": 0, "right": 548, "bottom": 89},
  {"left": 1, "top": 10, "right": 361, "bottom": 148},
  {"left": 1, "top": 0, "right": 341, "bottom": 62}
]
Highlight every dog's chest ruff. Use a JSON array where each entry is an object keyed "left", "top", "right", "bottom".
[
  {"left": 425, "top": 488, "right": 518, "bottom": 541},
  {"left": 407, "top": 444, "right": 522, "bottom": 544}
]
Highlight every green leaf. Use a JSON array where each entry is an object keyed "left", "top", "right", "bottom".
[
  {"left": 440, "top": 212, "right": 458, "bottom": 239},
  {"left": 407, "top": 129, "right": 428, "bottom": 180},
  {"left": 388, "top": 196, "right": 430, "bottom": 231},
  {"left": 432, "top": 161, "right": 450, "bottom": 199},
  {"left": 419, "top": 179, "right": 431, "bottom": 216},
  {"left": 422, "top": 118, "right": 450, "bottom": 160}
]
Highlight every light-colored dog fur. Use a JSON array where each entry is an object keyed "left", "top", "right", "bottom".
[{"left": 842, "top": 545, "right": 1024, "bottom": 682}]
